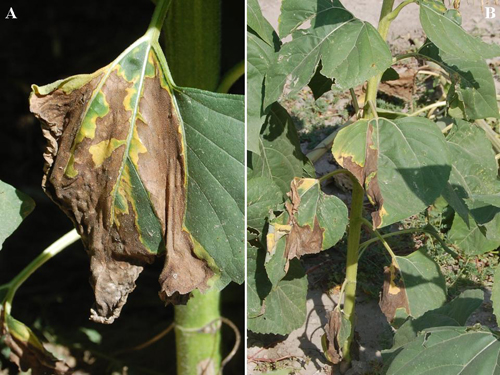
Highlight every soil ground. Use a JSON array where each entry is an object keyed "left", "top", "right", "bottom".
[{"left": 248, "top": 1, "right": 500, "bottom": 374}]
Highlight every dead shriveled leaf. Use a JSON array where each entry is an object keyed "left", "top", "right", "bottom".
[
  {"left": 1, "top": 311, "right": 71, "bottom": 375},
  {"left": 29, "top": 33, "right": 243, "bottom": 324},
  {"left": 322, "top": 307, "right": 351, "bottom": 364}
]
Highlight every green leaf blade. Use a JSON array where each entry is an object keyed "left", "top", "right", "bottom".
[
  {"left": 419, "top": 0, "right": 500, "bottom": 59},
  {"left": 265, "top": 0, "right": 392, "bottom": 106},
  {"left": 0, "top": 181, "right": 35, "bottom": 250},
  {"left": 175, "top": 87, "right": 245, "bottom": 285}
]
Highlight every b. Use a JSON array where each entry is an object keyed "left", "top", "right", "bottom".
[{"left": 485, "top": 7, "right": 496, "bottom": 19}]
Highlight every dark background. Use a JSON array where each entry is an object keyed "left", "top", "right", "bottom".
[{"left": 0, "top": 1, "right": 244, "bottom": 374}]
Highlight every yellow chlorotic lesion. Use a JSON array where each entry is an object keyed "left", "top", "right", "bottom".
[
  {"left": 376, "top": 206, "right": 389, "bottom": 228},
  {"left": 89, "top": 138, "right": 126, "bottom": 168},
  {"left": 189, "top": 233, "right": 221, "bottom": 277},
  {"left": 296, "top": 178, "right": 317, "bottom": 195},
  {"left": 65, "top": 91, "right": 110, "bottom": 178},
  {"left": 123, "top": 85, "right": 138, "bottom": 112},
  {"left": 113, "top": 164, "right": 134, "bottom": 226},
  {"left": 129, "top": 127, "right": 147, "bottom": 166},
  {"left": 388, "top": 262, "right": 401, "bottom": 295}
]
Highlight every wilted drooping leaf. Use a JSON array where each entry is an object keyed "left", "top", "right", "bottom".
[
  {"left": 265, "top": 178, "right": 348, "bottom": 285},
  {"left": 30, "top": 34, "right": 244, "bottom": 323},
  {"left": 0, "top": 180, "right": 35, "bottom": 250},
  {"left": 332, "top": 117, "right": 451, "bottom": 228},
  {"left": 380, "top": 249, "right": 447, "bottom": 325},
  {"left": 1, "top": 313, "right": 70, "bottom": 375},
  {"left": 322, "top": 307, "right": 351, "bottom": 364}
]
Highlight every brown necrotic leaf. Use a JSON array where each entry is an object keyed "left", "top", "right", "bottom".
[
  {"left": 1, "top": 312, "right": 71, "bottom": 375},
  {"left": 29, "top": 38, "right": 212, "bottom": 323}
]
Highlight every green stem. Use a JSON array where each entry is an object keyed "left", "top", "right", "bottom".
[
  {"left": 174, "top": 289, "right": 222, "bottom": 375},
  {"left": 393, "top": 52, "right": 418, "bottom": 63},
  {"left": 3, "top": 229, "right": 80, "bottom": 314},
  {"left": 217, "top": 61, "right": 244, "bottom": 93},
  {"left": 358, "top": 226, "right": 459, "bottom": 259},
  {"left": 409, "top": 101, "right": 446, "bottom": 117},
  {"left": 360, "top": 218, "right": 397, "bottom": 260},
  {"left": 364, "top": 0, "right": 396, "bottom": 119},
  {"left": 349, "top": 88, "right": 360, "bottom": 114},
  {"left": 147, "top": 0, "right": 172, "bottom": 42},
  {"left": 386, "top": 0, "right": 417, "bottom": 21},
  {"left": 318, "top": 168, "right": 357, "bottom": 184},
  {"left": 341, "top": 180, "right": 364, "bottom": 365}
]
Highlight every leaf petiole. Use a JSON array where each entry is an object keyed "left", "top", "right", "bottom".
[
  {"left": 3, "top": 229, "right": 80, "bottom": 315},
  {"left": 146, "top": 0, "right": 173, "bottom": 42}
]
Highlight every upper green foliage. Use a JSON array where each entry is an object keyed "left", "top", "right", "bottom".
[
  {"left": 247, "top": 0, "right": 280, "bottom": 154},
  {"left": 0, "top": 180, "right": 35, "bottom": 250},
  {"left": 419, "top": 0, "right": 500, "bottom": 59},
  {"left": 265, "top": 0, "right": 392, "bottom": 106}
]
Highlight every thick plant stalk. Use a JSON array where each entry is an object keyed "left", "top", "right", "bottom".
[
  {"left": 162, "top": 2, "right": 224, "bottom": 374},
  {"left": 174, "top": 289, "right": 222, "bottom": 374},
  {"left": 341, "top": 0, "right": 398, "bottom": 367},
  {"left": 340, "top": 180, "right": 364, "bottom": 366},
  {"left": 163, "top": 0, "right": 221, "bottom": 91},
  {"left": 364, "top": 0, "right": 396, "bottom": 118}
]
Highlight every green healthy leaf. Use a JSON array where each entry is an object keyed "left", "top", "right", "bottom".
[
  {"left": 248, "top": 30, "right": 276, "bottom": 155},
  {"left": 492, "top": 265, "right": 500, "bottom": 321},
  {"left": 247, "top": 246, "right": 273, "bottom": 319},
  {"left": 247, "top": 259, "right": 308, "bottom": 335},
  {"left": 419, "top": 0, "right": 500, "bottom": 59},
  {"left": 250, "top": 103, "right": 315, "bottom": 195},
  {"left": 332, "top": 117, "right": 451, "bottom": 228},
  {"left": 0, "top": 180, "right": 35, "bottom": 250},
  {"left": 265, "top": 178, "right": 348, "bottom": 285},
  {"left": 265, "top": 0, "right": 392, "bottom": 107},
  {"left": 247, "top": 177, "right": 283, "bottom": 234},
  {"left": 175, "top": 87, "right": 245, "bottom": 286},
  {"left": 392, "top": 289, "right": 484, "bottom": 349},
  {"left": 380, "top": 249, "right": 447, "bottom": 323},
  {"left": 30, "top": 32, "right": 244, "bottom": 323},
  {"left": 383, "top": 326, "right": 500, "bottom": 375},
  {"left": 448, "top": 213, "right": 500, "bottom": 255},
  {"left": 247, "top": 0, "right": 277, "bottom": 47},
  {"left": 441, "top": 120, "right": 500, "bottom": 226},
  {"left": 419, "top": 43, "right": 499, "bottom": 120}
]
